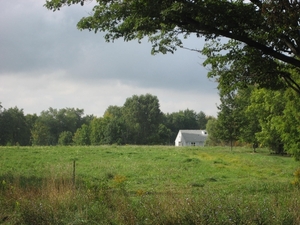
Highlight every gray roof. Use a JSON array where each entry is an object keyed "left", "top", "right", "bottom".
[{"left": 180, "top": 130, "right": 208, "bottom": 142}]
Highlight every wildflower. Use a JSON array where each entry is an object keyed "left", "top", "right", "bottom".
[
  {"left": 136, "top": 189, "right": 145, "bottom": 196},
  {"left": 113, "top": 175, "right": 126, "bottom": 184}
]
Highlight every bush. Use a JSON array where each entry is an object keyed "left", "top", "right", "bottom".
[{"left": 58, "top": 131, "right": 73, "bottom": 146}]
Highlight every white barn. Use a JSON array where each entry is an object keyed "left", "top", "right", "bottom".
[{"left": 175, "top": 130, "right": 208, "bottom": 147}]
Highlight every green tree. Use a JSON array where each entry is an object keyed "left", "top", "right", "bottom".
[
  {"left": 37, "top": 108, "right": 61, "bottom": 145},
  {"left": 164, "top": 109, "right": 199, "bottom": 142},
  {"left": 89, "top": 116, "right": 117, "bottom": 145},
  {"left": 35, "top": 107, "right": 87, "bottom": 145},
  {"left": 104, "top": 105, "right": 123, "bottom": 118},
  {"left": 157, "top": 123, "right": 172, "bottom": 145},
  {"left": 238, "top": 88, "right": 261, "bottom": 149},
  {"left": 248, "top": 88, "right": 285, "bottom": 154},
  {"left": 122, "top": 94, "right": 163, "bottom": 144},
  {"left": 197, "top": 111, "right": 208, "bottom": 130},
  {"left": 45, "top": 0, "right": 300, "bottom": 93},
  {"left": 25, "top": 114, "right": 38, "bottom": 130},
  {"left": 206, "top": 87, "right": 260, "bottom": 148},
  {"left": 280, "top": 88, "right": 300, "bottom": 159},
  {"left": 73, "top": 124, "right": 90, "bottom": 145},
  {"left": 31, "top": 121, "right": 51, "bottom": 146},
  {"left": 205, "top": 117, "right": 220, "bottom": 146},
  {"left": 0, "top": 107, "right": 30, "bottom": 146},
  {"left": 89, "top": 117, "right": 104, "bottom": 145},
  {"left": 215, "top": 91, "right": 244, "bottom": 150},
  {"left": 181, "top": 109, "right": 199, "bottom": 129},
  {"left": 103, "top": 106, "right": 127, "bottom": 144},
  {"left": 58, "top": 131, "right": 73, "bottom": 145},
  {"left": 56, "top": 108, "right": 85, "bottom": 134}
]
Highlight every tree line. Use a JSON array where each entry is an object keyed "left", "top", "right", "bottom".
[
  {"left": 0, "top": 94, "right": 210, "bottom": 146},
  {"left": 206, "top": 74, "right": 300, "bottom": 159},
  {"left": 3, "top": 88, "right": 300, "bottom": 159}
]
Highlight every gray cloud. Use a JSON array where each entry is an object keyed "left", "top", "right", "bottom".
[
  {"left": 0, "top": 0, "right": 220, "bottom": 116},
  {"left": 0, "top": 1, "right": 94, "bottom": 74}
]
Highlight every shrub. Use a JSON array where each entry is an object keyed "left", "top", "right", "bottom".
[{"left": 58, "top": 131, "right": 73, "bottom": 146}]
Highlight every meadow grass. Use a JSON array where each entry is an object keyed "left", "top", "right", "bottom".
[{"left": 0, "top": 145, "right": 300, "bottom": 224}]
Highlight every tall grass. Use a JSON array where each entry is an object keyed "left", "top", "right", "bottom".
[
  {"left": 1, "top": 175, "right": 300, "bottom": 224},
  {"left": 1, "top": 146, "right": 300, "bottom": 224}
]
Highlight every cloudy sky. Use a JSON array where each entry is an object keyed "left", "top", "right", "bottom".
[{"left": 0, "top": 0, "right": 220, "bottom": 117}]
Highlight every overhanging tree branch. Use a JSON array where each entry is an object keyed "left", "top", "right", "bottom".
[{"left": 182, "top": 16, "right": 300, "bottom": 68}]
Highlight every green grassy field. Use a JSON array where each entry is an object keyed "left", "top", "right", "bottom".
[{"left": 1, "top": 146, "right": 300, "bottom": 224}]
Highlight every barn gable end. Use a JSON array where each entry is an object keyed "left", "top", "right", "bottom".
[{"left": 175, "top": 130, "right": 208, "bottom": 146}]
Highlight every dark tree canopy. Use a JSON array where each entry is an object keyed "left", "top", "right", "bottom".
[{"left": 45, "top": 0, "right": 300, "bottom": 93}]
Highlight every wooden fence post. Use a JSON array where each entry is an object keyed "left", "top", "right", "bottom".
[{"left": 73, "top": 160, "right": 76, "bottom": 189}]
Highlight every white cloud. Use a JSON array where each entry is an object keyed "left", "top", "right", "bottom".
[{"left": 0, "top": 72, "right": 219, "bottom": 117}]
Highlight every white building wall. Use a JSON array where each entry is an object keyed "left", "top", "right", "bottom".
[
  {"left": 175, "top": 132, "right": 181, "bottom": 146},
  {"left": 175, "top": 130, "right": 207, "bottom": 147}
]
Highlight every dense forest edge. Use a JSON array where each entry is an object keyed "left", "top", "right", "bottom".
[
  {"left": 0, "top": 94, "right": 211, "bottom": 147},
  {"left": 2, "top": 87, "right": 300, "bottom": 160}
]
